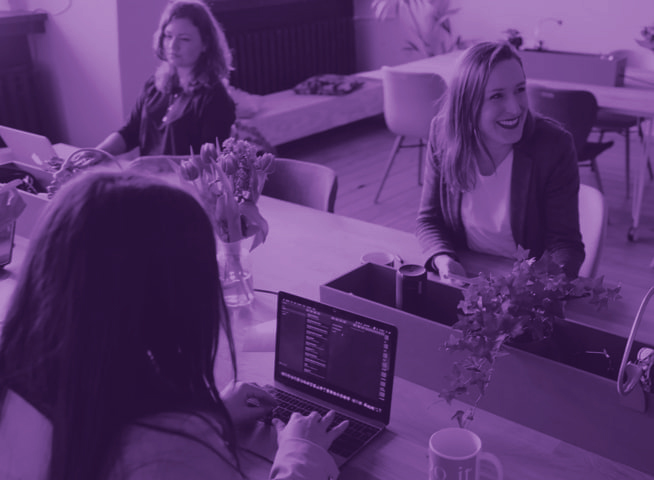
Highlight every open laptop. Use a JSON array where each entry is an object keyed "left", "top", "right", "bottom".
[
  {"left": 0, "top": 125, "right": 78, "bottom": 169},
  {"left": 246, "top": 291, "right": 398, "bottom": 467}
]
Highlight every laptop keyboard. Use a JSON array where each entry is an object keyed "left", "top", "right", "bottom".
[{"left": 263, "top": 386, "right": 381, "bottom": 458}]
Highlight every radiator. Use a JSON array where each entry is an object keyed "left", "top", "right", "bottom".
[
  {"left": 227, "top": 17, "right": 356, "bottom": 95},
  {"left": 0, "top": 66, "right": 42, "bottom": 138}
]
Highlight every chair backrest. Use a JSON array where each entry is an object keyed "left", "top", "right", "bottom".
[
  {"left": 381, "top": 66, "right": 448, "bottom": 139},
  {"left": 526, "top": 85, "right": 598, "bottom": 156},
  {"left": 578, "top": 183, "right": 607, "bottom": 278},
  {"left": 261, "top": 157, "right": 338, "bottom": 213},
  {"left": 610, "top": 48, "right": 654, "bottom": 70}
]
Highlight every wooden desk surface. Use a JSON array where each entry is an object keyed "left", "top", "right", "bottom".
[
  {"left": 222, "top": 298, "right": 654, "bottom": 480},
  {"left": 253, "top": 196, "right": 654, "bottom": 346},
  {"left": 0, "top": 193, "right": 653, "bottom": 478}
]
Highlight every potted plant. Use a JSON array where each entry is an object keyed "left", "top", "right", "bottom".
[
  {"left": 636, "top": 25, "right": 654, "bottom": 51},
  {"left": 440, "top": 246, "right": 622, "bottom": 428},
  {"left": 371, "top": 0, "right": 466, "bottom": 57},
  {"left": 503, "top": 28, "right": 523, "bottom": 50}
]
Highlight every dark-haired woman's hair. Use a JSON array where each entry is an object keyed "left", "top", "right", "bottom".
[
  {"left": 432, "top": 41, "right": 525, "bottom": 191},
  {"left": 153, "top": 0, "right": 233, "bottom": 92},
  {"left": 0, "top": 170, "right": 240, "bottom": 480}
]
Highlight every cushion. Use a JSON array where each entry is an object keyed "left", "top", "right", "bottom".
[{"left": 293, "top": 74, "right": 364, "bottom": 96}]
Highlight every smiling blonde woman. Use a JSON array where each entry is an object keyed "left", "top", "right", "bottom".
[{"left": 416, "top": 41, "right": 585, "bottom": 280}]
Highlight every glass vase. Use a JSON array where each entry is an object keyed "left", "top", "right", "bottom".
[{"left": 217, "top": 237, "right": 255, "bottom": 307}]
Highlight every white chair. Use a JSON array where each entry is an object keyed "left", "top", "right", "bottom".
[
  {"left": 578, "top": 183, "right": 607, "bottom": 278},
  {"left": 374, "top": 67, "right": 447, "bottom": 203}
]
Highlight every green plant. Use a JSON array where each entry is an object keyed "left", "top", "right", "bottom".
[
  {"left": 371, "top": 0, "right": 465, "bottom": 57},
  {"left": 636, "top": 25, "right": 654, "bottom": 50},
  {"left": 441, "top": 246, "right": 622, "bottom": 428}
]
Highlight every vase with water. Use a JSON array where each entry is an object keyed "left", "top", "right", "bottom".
[{"left": 217, "top": 236, "right": 255, "bottom": 307}]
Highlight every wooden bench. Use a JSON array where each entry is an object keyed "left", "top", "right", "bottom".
[{"left": 240, "top": 75, "right": 383, "bottom": 146}]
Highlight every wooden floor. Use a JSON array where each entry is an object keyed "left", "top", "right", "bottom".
[{"left": 277, "top": 115, "right": 654, "bottom": 292}]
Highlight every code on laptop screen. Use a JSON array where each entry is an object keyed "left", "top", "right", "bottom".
[{"left": 275, "top": 292, "right": 397, "bottom": 424}]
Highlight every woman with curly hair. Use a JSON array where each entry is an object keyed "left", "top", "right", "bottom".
[{"left": 97, "top": 0, "right": 236, "bottom": 156}]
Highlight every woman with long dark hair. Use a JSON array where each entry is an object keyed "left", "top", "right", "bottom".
[
  {"left": 97, "top": 0, "right": 236, "bottom": 156},
  {"left": 0, "top": 171, "right": 345, "bottom": 479}
]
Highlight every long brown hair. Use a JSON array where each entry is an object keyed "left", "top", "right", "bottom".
[
  {"left": 0, "top": 171, "right": 241, "bottom": 480},
  {"left": 432, "top": 41, "right": 524, "bottom": 191},
  {"left": 153, "top": 0, "right": 233, "bottom": 92}
]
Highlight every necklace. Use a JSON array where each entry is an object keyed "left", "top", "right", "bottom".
[{"left": 162, "top": 92, "right": 181, "bottom": 124}]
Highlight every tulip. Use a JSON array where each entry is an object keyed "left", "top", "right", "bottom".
[{"left": 180, "top": 160, "right": 199, "bottom": 181}]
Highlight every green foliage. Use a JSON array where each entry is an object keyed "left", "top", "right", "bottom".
[
  {"left": 441, "top": 246, "right": 621, "bottom": 428},
  {"left": 371, "top": 0, "right": 466, "bottom": 57}
]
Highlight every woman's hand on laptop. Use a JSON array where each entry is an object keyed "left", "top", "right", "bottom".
[
  {"left": 221, "top": 381, "right": 277, "bottom": 428},
  {"left": 273, "top": 410, "right": 349, "bottom": 450}
]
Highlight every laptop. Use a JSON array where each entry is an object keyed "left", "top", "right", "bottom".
[
  {"left": 0, "top": 125, "right": 78, "bottom": 169},
  {"left": 245, "top": 291, "right": 398, "bottom": 467}
]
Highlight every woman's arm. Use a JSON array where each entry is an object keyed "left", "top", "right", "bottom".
[
  {"left": 199, "top": 81, "right": 236, "bottom": 147},
  {"left": 96, "top": 132, "right": 127, "bottom": 156},
  {"left": 542, "top": 130, "right": 585, "bottom": 277},
  {"left": 416, "top": 120, "right": 465, "bottom": 275}
]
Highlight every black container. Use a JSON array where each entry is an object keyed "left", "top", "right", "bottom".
[{"left": 395, "top": 264, "right": 427, "bottom": 314}]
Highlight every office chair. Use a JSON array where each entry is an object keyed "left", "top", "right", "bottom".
[
  {"left": 594, "top": 49, "right": 653, "bottom": 197},
  {"left": 262, "top": 157, "right": 338, "bottom": 213},
  {"left": 577, "top": 183, "right": 607, "bottom": 278},
  {"left": 527, "top": 85, "right": 614, "bottom": 193},
  {"left": 374, "top": 67, "right": 447, "bottom": 203}
]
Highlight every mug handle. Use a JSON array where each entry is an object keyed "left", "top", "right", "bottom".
[{"left": 477, "top": 452, "right": 503, "bottom": 480}]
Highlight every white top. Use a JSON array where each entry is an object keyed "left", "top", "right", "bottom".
[
  {"left": 461, "top": 150, "right": 516, "bottom": 259},
  {"left": 0, "top": 389, "right": 339, "bottom": 480}
]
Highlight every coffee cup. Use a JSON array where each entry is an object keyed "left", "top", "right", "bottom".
[
  {"left": 428, "top": 428, "right": 503, "bottom": 480},
  {"left": 361, "top": 251, "right": 397, "bottom": 268}
]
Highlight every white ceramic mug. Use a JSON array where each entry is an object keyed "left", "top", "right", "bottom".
[
  {"left": 360, "top": 251, "right": 397, "bottom": 268},
  {"left": 428, "top": 428, "right": 503, "bottom": 480}
]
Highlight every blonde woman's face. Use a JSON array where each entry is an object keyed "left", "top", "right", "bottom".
[
  {"left": 163, "top": 18, "right": 205, "bottom": 70},
  {"left": 478, "top": 59, "right": 528, "bottom": 151}
]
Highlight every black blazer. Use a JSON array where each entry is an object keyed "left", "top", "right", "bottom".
[{"left": 417, "top": 112, "right": 585, "bottom": 277}]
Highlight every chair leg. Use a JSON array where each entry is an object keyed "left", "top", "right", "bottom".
[
  {"left": 418, "top": 138, "right": 424, "bottom": 186},
  {"left": 374, "top": 135, "right": 404, "bottom": 203},
  {"left": 637, "top": 118, "right": 654, "bottom": 180},
  {"left": 625, "top": 128, "right": 630, "bottom": 198},
  {"left": 592, "top": 158, "right": 604, "bottom": 194}
]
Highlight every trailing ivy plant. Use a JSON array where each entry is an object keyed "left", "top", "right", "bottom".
[{"left": 441, "top": 246, "right": 622, "bottom": 428}]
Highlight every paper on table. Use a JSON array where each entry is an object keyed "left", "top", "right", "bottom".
[{"left": 241, "top": 319, "right": 276, "bottom": 352}]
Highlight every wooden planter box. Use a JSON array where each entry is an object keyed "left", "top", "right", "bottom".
[{"left": 320, "top": 263, "right": 654, "bottom": 475}]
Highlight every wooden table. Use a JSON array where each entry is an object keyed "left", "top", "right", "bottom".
[
  {"left": 223, "top": 197, "right": 654, "bottom": 478},
  {"left": 360, "top": 50, "right": 654, "bottom": 242},
  {"left": 1, "top": 193, "right": 653, "bottom": 478}
]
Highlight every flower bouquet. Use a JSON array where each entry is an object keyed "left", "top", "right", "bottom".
[{"left": 178, "top": 138, "right": 275, "bottom": 306}]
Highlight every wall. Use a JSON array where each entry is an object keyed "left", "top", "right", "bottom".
[
  {"left": 116, "top": 0, "right": 161, "bottom": 122},
  {"left": 353, "top": 0, "right": 654, "bottom": 71},
  {"left": 26, "top": 0, "right": 123, "bottom": 146},
  {"left": 14, "top": 0, "right": 162, "bottom": 147}
]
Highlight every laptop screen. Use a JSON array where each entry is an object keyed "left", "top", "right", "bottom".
[{"left": 275, "top": 291, "right": 397, "bottom": 424}]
